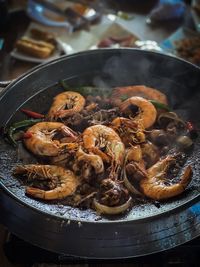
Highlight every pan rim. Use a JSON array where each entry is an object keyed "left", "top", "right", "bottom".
[
  {"left": 1, "top": 48, "right": 200, "bottom": 224},
  {"left": 1, "top": 173, "right": 200, "bottom": 224}
]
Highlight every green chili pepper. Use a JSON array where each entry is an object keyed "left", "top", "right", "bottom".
[
  {"left": 7, "top": 118, "right": 43, "bottom": 146},
  {"left": 78, "top": 86, "right": 113, "bottom": 97},
  {"left": 59, "top": 80, "right": 94, "bottom": 95},
  {"left": 76, "top": 86, "right": 95, "bottom": 95},
  {"left": 150, "top": 100, "right": 171, "bottom": 111},
  {"left": 59, "top": 80, "right": 70, "bottom": 90},
  {"left": 120, "top": 94, "right": 129, "bottom": 101},
  {"left": 59, "top": 80, "right": 112, "bottom": 97}
]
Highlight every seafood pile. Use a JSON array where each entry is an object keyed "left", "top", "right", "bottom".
[{"left": 9, "top": 84, "right": 196, "bottom": 215}]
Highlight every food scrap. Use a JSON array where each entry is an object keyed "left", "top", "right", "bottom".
[
  {"left": 98, "top": 35, "right": 137, "bottom": 48},
  {"left": 15, "top": 36, "right": 56, "bottom": 59},
  {"left": 15, "top": 28, "right": 57, "bottom": 59},
  {"left": 174, "top": 36, "right": 200, "bottom": 65}
]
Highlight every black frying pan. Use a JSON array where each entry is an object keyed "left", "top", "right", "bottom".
[{"left": 0, "top": 49, "right": 200, "bottom": 259}]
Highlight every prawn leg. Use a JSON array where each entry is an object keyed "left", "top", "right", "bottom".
[{"left": 111, "top": 117, "right": 146, "bottom": 146}]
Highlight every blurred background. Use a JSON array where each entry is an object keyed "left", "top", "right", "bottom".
[{"left": 0, "top": 0, "right": 200, "bottom": 84}]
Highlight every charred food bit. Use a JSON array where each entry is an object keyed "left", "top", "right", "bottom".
[{"left": 94, "top": 178, "right": 131, "bottom": 215}]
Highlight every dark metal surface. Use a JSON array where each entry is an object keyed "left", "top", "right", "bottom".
[
  {"left": 4, "top": 232, "right": 200, "bottom": 265},
  {"left": 0, "top": 49, "right": 200, "bottom": 258},
  {"left": 0, "top": 80, "right": 12, "bottom": 92}
]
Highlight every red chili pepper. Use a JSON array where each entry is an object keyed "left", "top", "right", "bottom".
[
  {"left": 23, "top": 132, "right": 33, "bottom": 139},
  {"left": 21, "top": 108, "right": 44, "bottom": 119}
]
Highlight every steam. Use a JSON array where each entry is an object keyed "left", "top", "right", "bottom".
[{"left": 90, "top": 50, "right": 200, "bottom": 122}]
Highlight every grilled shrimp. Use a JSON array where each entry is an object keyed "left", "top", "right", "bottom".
[
  {"left": 140, "top": 156, "right": 193, "bottom": 201},
  {"left": 24, "top": 122, "right": 78, "bottom": 156},
  {"left": 111, "top": 85, "right": 168, "bottom": 106},
  {"left": 48, "top": 91, "right": 85, "bottom": 120},
  {"left": 120, "top": 96, "right": 157, "bottom": 129},
  {"left": 14, "top": 164, "right": 79, "bottom": 200},
  {"left": 111, "top": 117, "right": 145, "bottom": 146},
  {"left": 73, "top": 147, "right": 104, "bottom": 181},
  {"left": 125, "top": 145, "right": 143, "bottom": 163},
  {"left": 83, "top": 125, "right": 125, "bottom": 165}
]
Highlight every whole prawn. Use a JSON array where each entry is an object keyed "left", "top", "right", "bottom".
[
  {"left": 111, "top": 85, "right": 168, "bottom": 106},
  {"left": 82, "top": 124, "right": 125, "bottom": 166},
  {"left": 13, "top": 164, "right": 80, "bottom": 200},
  {"left": 48, "top": 91, "right": 85, "bottom": 120},
  {"left": 24, "top": 122, "right": 78, "bottom": 156},
  {"left": 140, "top": 156, "right": 192, "bottom": 201},
  {"left": 120, "top": 96, "right": 157, "bottom": 129}
]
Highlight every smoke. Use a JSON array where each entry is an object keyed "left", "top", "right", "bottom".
[{"left": 89, "top": 50, "right": 200, "bottom": 120}]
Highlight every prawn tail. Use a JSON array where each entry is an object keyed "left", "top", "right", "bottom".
[
  {"left": 180, "top": 165, "right": 193, "bottom": 189},
  {"left": 26, "top": 187, "right": 45, "bottom": 199},
  {"left": 13, "top": 165, "right": 27, "bottom": 175},
  {"left": 91, "top": 147, "right": 110, "bottom": 163},
  {"left": 55, "top": 110, "right": 71, "bottom": 119}
]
